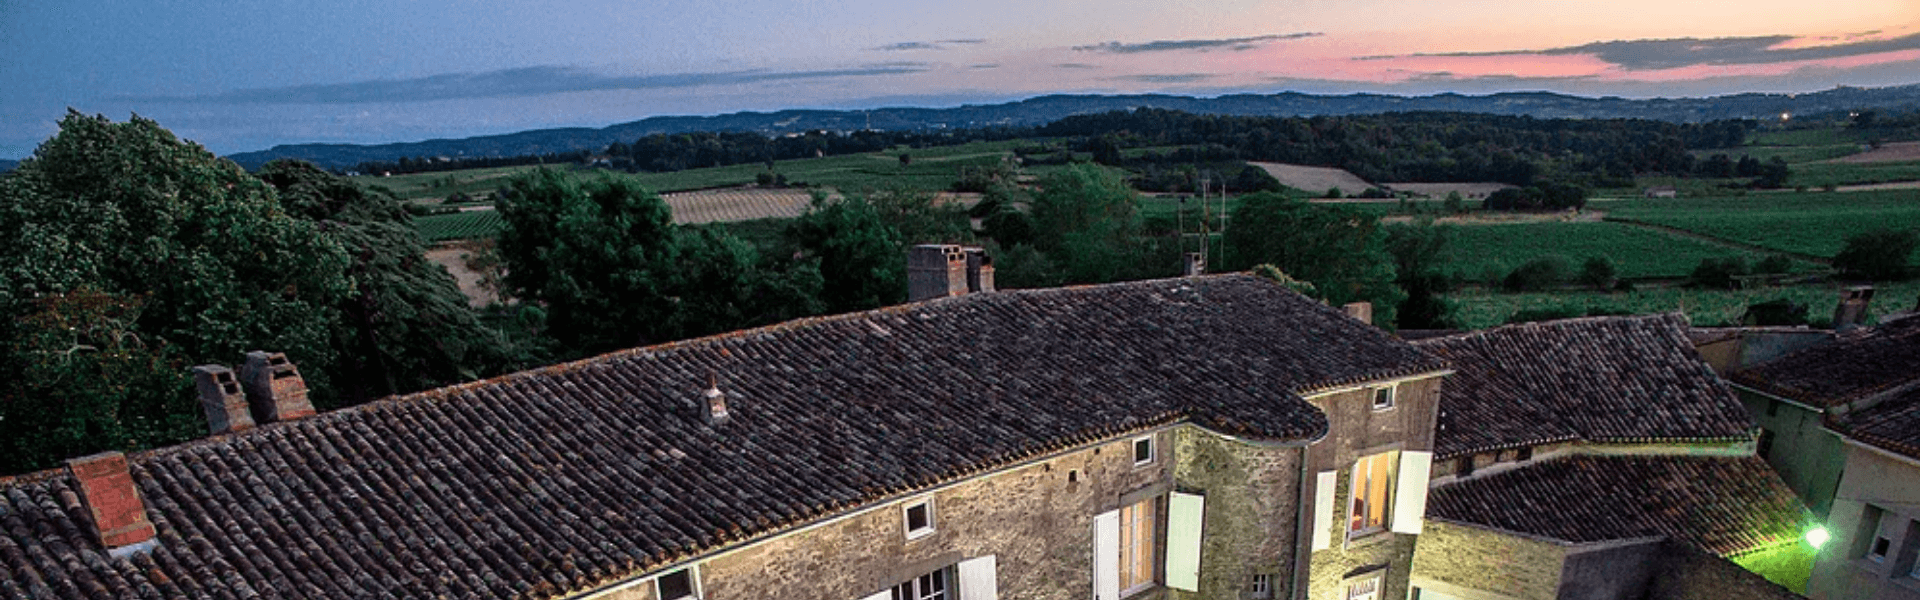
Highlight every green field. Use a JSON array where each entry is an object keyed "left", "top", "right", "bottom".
[
  {"left": 1447, "top": 279, "right": 1920, "bottom": 329},
  {"left": 1601, "top": 190, "right": 1920, "bottom": 257},
  {"left": 1790, "top": 161, "right": 1920, "bottom": 189},
  {"left": 415, "top": 210, "right": 505, "bottom": 242},
  {"left": 361, "top": 165, "right": 556, "bottom": 203},
  {"left": 1440, "top": 221, "right": 1806, "bottom": 280}
]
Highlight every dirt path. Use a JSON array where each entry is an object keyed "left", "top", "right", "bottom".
[
  {"left": 1602, "top": 217, "right": 1832, "bottom": 265},
  {"left": 425, "top": 243, "right": 500, "bottom": 307}
]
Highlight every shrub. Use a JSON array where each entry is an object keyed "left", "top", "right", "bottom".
[
  {"left": 1755, "top": 255, "right": 1794, "bottom": 275},
  {"left": 1503, "top": 255, "right": 1573, "bottom": 292},
  {"left": 1579, "top": 256, "right": 1618, "bottom": 291},
  {"left": 1689, "top": 256, "right": 1751, "bottom": 289},
  {"left": 1833, "top": 228, "right": 1918, "bottom": 281}
]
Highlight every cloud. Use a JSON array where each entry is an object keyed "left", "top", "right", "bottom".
[
  {"left": 131, "top": 64, "right": 935, "bottom": 104},
  {"left": 1074, "top": 32, "right": 1321, "bottom": 54},
  {"left": 1108, "top": 73, "right": 1215, "bottom": 84},
  {"left": 968, "top": 64, "right": 1000, "bottom": 70},
  {"left": 1053, "top": 63, "right": 1100, "bottom": 70},
  {"left": 1380, "top": 32, "right": 1920, "bottom": 70},
  {"left": 870, "top": 38, "right": 987, "bottom": 51}
]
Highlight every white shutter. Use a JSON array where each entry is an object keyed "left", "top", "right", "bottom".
[
  {"left": 1165, "top": 492, "right": 1206, "bottom": 591},
  {"left": 1093, "top": 509, "right": 1120, "bottom": 600},
  {"left": 959, "top": 555, "right": 999, "bottom": 600},
  {"left": 860, "top": 590, "right": 890, "bottom": 600},
  {"left": 1312, "top": 470, "right": 1337, "bottom": 550},
  {"left": 1391, "top": 451, "right": 1433, "bottom": 534}
]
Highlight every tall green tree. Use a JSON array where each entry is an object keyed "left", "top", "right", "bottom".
[
  {"left": 1026, "top": 163, "right": 1153, "bottom": 284},
  {"left": 1224, "top": 192, "right": 1404, "bottom": 325},
  {"left": 789, "top": 193, "right": 906, "bottom": 312}
]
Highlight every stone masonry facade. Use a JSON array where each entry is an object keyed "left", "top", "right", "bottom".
[
  {"left": 1170, "top": 427, "right": 1303, "bottom": 600},
  {"left": 1301, "top": 376, "right": 1445, "bottom": 600}
]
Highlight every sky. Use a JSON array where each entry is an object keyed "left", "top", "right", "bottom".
[{"left": 3, "top": 0, "right": 1918, "bottom": 158}]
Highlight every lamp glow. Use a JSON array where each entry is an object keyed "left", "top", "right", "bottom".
[{"left": 1806, "top": 527, "right": 1830, "bottom": 549}]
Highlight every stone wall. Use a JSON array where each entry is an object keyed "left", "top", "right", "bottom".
[
  {"left": 1407, "top": 521, "right": 1566, "bottom": 600},
  {"left": 1171, "top": 427, "right": 1303, "bottom": 600},
  {"left": 1557, "top": 539, "right": 1661, "bottom": 600},
  {"left": 1737, "top": 387, "right": 1846, "bottom": 517},
  {"left": 1808, "top": 443, "right": 1920, "bottom": 600},
  {"left": 1299, "top": 375, "right": 1444, "bottom": 600}
]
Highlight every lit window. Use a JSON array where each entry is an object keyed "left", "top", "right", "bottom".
[
  {"left": 1371, "top": 386, "right": 1396, "bottom": 411},
  {"left": 1133, "top": 436, "right": 1155, "bottom": 466},
  {"left": 1346, "top": 573, "right": 1381, "bottom": 600},
  {"left": 891, "top": 567, "right": 949, "bottom": 600},
  {"left": 1120, "top": 497, "right": 1156, "bottom": 594},
  {"left": 904, "top": 498, "right": 935, "bottom": 540},
  {"left": 1349, "top": 451, "right": 1399, "bottom": 536},
  {"left": 656, "top": 568, "right": 699, "bottom": 600}
]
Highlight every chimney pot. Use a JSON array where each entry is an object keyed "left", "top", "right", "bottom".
[
  {"left": 963, "top": 247, "right": 994, "bottom": 294},
  {"left": 1342, "top": 302, "right": 1374, "bottom": 325},
  {"left": 192, "top": 364, "right": 254, "bottom": 435},
  {"left": 240, "top": 351, "right": 315, "bottom": 424},
  {"left": 907, "top": 244, "right": 970, "bottom": 302},
  {"left": 1833, "top": 285, "right": 1875, "bottom": 331},
  {"left": 702, "top": 374, "right": 730, "bottom": 426},
  {"left": 1183, "top": 252, "right": 1206, "bottom": 277},
  {"left": 65, "top": 451, "right": 157, "bottom": 554}
]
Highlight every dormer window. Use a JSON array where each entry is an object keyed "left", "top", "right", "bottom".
[
  {"left": 1371, "top": 386, "right": 1396, "bottom": 411},
  {"left": 1133, "top": 436, "right": 1155, "bottom": 467},
  {"left": 903, "top": 498, "right": 935, "bottom": 540}
]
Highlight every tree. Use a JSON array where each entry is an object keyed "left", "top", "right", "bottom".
[
  {"left": 1385, "top": 223, "right": 1455, "bottom": 329},
  {"left": 1027, "top": 164, "right": 1154, "bottom": 284},
  {"left": 789, "top": 193, "right": 906, "bottom": 312},
  {"left": 1688, "top": 256, "right": 1751, "bottom": 289},
  {"left": 1503, "top": 256, "right": 1572, "bottom": 292},
  {"left": 1224, "top": 192, "right": 1404, "bottom": 325},
  {"left": 1833, "top": 229, "right": 1918, "bottom": 281},
  {"left": 1579, "top": 256, "right": 1619, "bottom": 291}
]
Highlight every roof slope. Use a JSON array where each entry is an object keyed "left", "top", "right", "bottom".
[
  {"left": 0, "top": 274, "right": 1446, "bottom": 600},
  {"left": 1428, "top": 455, "right": 1814, "bottom": 556},
  {"left": 1413, "top": 314, "right": 1753, "bottom": 459},
  {"left": 1731, "top": 316, "right": 1920, "bottom": 407},
  {"left": 1831, "top": 384, "right": 1920, "bottom": 461}
]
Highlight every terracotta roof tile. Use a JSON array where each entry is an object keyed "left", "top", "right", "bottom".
[
  {"left": 1831, "top": 384, "right": 1920, "bottom": 461},
  {"left": 1730, "top": 316, "right": 1920, "bottom": 407},
  {"left": 1414, "top": 314, "right": 1754, "bottom": 459},
  {"left": 0, "top": 274, "right": 1446, "bottom": 599},
  {"left": 1427, "top": 455, "right": 1815, "bottom": 556}
]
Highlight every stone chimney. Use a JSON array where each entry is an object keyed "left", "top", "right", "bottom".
[
  {"left": 1833, "top": 286, "right": 1875, "bottom": 331},
  {"left": 1183, "top": 252, "right": 1206, "bottom": 277},
  {"left": 963, "top": 247, "right": 994, "bottom": 294},
  {"left": 908, "top": 244, "right": 969, "bottom": 302},
  {"left": 66, "top": 452, "right": 157, "bottom": 556},
  {"left": 702, "top": 373, "right": 730, "bottom": 426},
  {"left": 1343, "top": 302, "right": 1374, "bottom": 325},
  {"left": 192, "top": 364, "right": 254, "bottom": 435},
  {"left": 239, "top": 351, "right": 315, "bottom": 424}
]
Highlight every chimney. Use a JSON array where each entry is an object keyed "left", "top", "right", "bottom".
[
  {"left": 702, "top": 373, "right": 730, "bottom": 426},
  {"left": 963, "top": 247, "right": 995, "bottom": 294},
  {"left": 1343, "top": 301, "right": 1374, "bottom": 325},
  {"left": 240, "top": 351, "right": 315, "bottom": 424},
  {"left": 1833, "top": 286, "right": 1874, "bottom": 331},
  {"left": 66, "top": 452, "right": 157, "bottom": 556},
  {"left": 907, "top": 244, "right": 968, "bottom": 302},
  {"left": 192, "top": 364, "right": 254, "bottom": 435},
  {"left": 1183, "top": 252, "right": 1206, "bottom": 277}
]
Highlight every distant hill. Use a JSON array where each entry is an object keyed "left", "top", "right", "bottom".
[{"left": 227, "top": 85, "right": 1920, "bottom": 170}]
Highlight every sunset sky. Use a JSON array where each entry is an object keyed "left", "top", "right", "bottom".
[{"left": 3, "top": 0, "right": 1917, "bottom": 158}]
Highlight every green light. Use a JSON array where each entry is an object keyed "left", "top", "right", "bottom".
[{"left": 1806, "top": 527, "right": 1830, "bottom": 549}]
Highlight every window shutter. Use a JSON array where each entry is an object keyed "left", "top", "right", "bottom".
[
  {"left": 1312, "top": 470, "right": 1337, "bottom": 550},
  {"left": 1391, "top": 451, "right": 1432, "bottom": 534},
  {"left": 959, "top": 555, "right": 999, "bottom": 600},
  {"left": 1165, "top": 492, "right": 1206, "bottom": 591},
  {"left": 1093, "top": 509, "right": 1120, "bottom": 600},
  {"left": 859, "top": 591, "right": 890, "bottom": 600}
]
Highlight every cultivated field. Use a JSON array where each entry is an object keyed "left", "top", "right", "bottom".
[
  {"left": 1826, "top": 141, "right": 1920, "bottom": 164},
  {"left": 1599, "top": 190, "right": 1920, "bottom": 258},
  {"left": 1439, "top": 221, "right": 1807, "bottom": 281},
  {"left": 1383, "top": 182, "right": 1513, "bottom": 199},
  {"left": 1448, "top": 279, "right": 1920, "bottom": 329},
  {"left": 664, "top": 188, "right": 823, "bottom": 224},
  {"left": 1248, "top": 162, "right": 1373, "bottom": 194}
]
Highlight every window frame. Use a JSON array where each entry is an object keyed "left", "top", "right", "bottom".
[
  {"left": 1371, "top": 386, "right": 1396, "bottom": 412},
  {"left": 1133, "top": 435, "right": 1156, "bottom": 467},
  {"left": 1343, "top": 569, "right": 1384, "bottom": 600},
  {"left": 1248, "top": 573, "right": 1273, "bottom": 599},
  {"left": 891, "top": 565, "right": 952, "bottom": 600},
  {"left": 1347, "top": 451, "right": 1399, "bottom": 539},
  {"left": 1118, "top": 496, "right": 1158, "bottom": 596},
  {"left": 654, "top": 566, "right": 701, "bottom": 600},
  {"left": 903, "top": 497, "right": 936, "bottom": 540}
]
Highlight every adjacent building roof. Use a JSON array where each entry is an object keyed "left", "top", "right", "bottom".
[
  {"left": 1830, "top": 384, "right": 1920, "bottom": 461},
  {"left": 1730, "top": 315, "right": 1920, "bottom": 408},
  {"left": 1413, "top": 314, "right": 1754, "bottom": 459},
  {"left": 0, "top": 274, "right": 1447, "bottom": 600},
  {"left": 1427, "top": 455, "right": 1815, "bottom": 556}
]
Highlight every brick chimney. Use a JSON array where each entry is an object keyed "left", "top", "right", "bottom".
[
  {"left": 1183, "top": 252, "right": 1206, "bottom": 277},
  {"left": 1833, "top": 286, "right": 1874, "bottom": 331},
  {"left": 963, "top": 247, "right": 994, "bottom": 294},
  {"left": 908, "top": 244, "right": 969, "bottom": 302},
  {"left": 240, "top": 351, "right": 315, "bottom": 424},
  {"left": 1343, "top": 302, "right": 1374, "bottom": 325},
  {"left": 66, "top": 452, "right": 157, "bottom": 555},
  {"left": 192, "top": 364, "right": 254, "bottom": 435}
]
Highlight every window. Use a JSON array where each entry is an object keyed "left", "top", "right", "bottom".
[
  {"left": 1756, "top": 429, "right": 1775, "bottom": 459},
  {"left": 1349, "top": 451, "right": 1399, "bottom": 536},
  {"left": 1248, "top": 573, "right": 1273, "bottom": 599},
  {"left": 891, "top": 567, "right": 949, "bottom": 600},
  {"left": 1133, "top": 436, "right": 1155, "bottom": 466},
  {"left": 656, "top": 567, "right": 698, "bottom": 600},
  {"left": 1766, "top": 398, "right": 1780, "bottom": 417},
  {"left": 1120, "top": 497, "right": 1156, "bottom": 594},
  {"left": 1371, "top": 386, "right": 1396, "bottom": 411},
  {"left": 1345, "top": 573, "right": 1382, "bottom": 600},
  {"left": 904, "top": 498, "right": 935, "bottom": 540}
]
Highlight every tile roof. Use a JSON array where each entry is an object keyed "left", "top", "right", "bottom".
[
  {"left": 1413, "top": 314, "right": 1754, "bottom": 459},
  {"left": 1427, "top": 455, "right": 1815, "bottom": 556},
  {"left": 1830, "top": 384, "right": 1920, "bottom": 461},
  {"left": 1730, "top": 316, "right": 1920, "bottom": 408},
  {"left": 0, "top": 274, "right": 1447, "bottom": 600}
]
